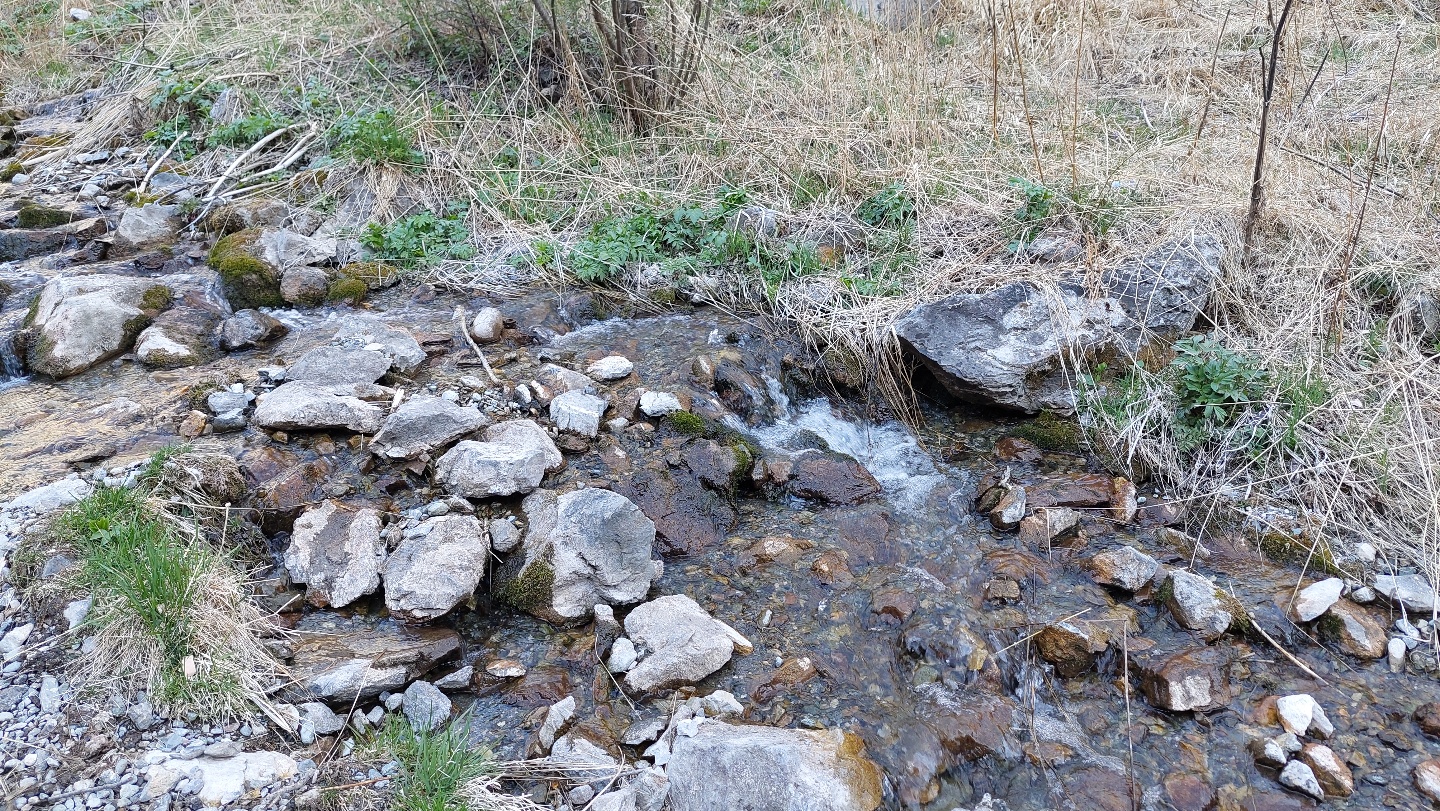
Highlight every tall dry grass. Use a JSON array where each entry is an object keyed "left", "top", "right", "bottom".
[{"left": 6, "top": 0, "right": 1440, "bottom": 577}]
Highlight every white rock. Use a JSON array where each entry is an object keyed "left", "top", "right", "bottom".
[
  {"left": 283, "top": 501, "right": 385, "bottom": 609},
  {"left": 1374, "top": 573, "right": 1438, "bottom": 614},
  {"left": 607, "top": 637, "right": 638, "bottom": 672},
  {"left": 1275, "top": 694, "right": 1333, "bottom": 739},
  {"left": 165, "top": 751, "right": 299, "bottom": 806},
  {"left": 1163, "top": 569, "right": 1231, "bottom": 640},
  {"left": 469, "top": 308, "right": 505, "bottom": 343},
  {"left": 253, "top": 381, "right": 384, "bottom": 434},
  {"left": 115, "top": 204, "right": 179, "bottom": 248},
  {"left": 401, "top": 681, "right": 452, "bottom": 732},
  {"left": 1278, "top": 759, "right": 1324, "bottom": 801},
  {"left": 550, "top": 390, "right": 608, "bottom": 437},
  {"left": 638, "top": 391, "right": 683, "bottom": 417},
  {"left": 70, "top": 7, "right": 92, "bottom": 19},
  {"left": 1290, "top": 578, "right": 1344, "bottom": 622},
  {"left": 587, "top": 356, "right": 634, "bottom": 381},
  {"left": 1389, "top": 637, "right": 1408, "bottom": 672},
  {"left": 1354, "top": 542, "right": 1377, "bottom": 564},
  {"left": 63, "top": 598, "right": 91, "bottom": 630},
  {"left": 538, "top": 696, "right": 576, "bottom": 752},
  {"left": 3, "top": 479, "right": 92, "bottom": 513},
  {"left": 39, "top": 676, "right": 59, "bottom": 713},
  {"left": 623, "top": 595, "right": 741, "bottom": 693},
  {"left": 0, "top": 623, "right": 33, "bottom": 660}
]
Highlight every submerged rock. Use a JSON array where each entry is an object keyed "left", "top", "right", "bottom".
[
  {"left": 1035, "top": 621, "right": 1109, "bottom": 678},
  {"left": 435, "top": 420, "right": 563, "bottom": 498},
  {"left": 382, "top": 514, "right": 489, "bottom": 621},
  {"left": 1136, "top": 646, "right": 1234, "bottom": 712},
  {"left": 622, "top": 594, "right": 745, "bottom": 693},
  {"left": 494, "top": 488, "right": 657, "bottom": 624},
  {"left": 787, "top": 450, "right": 881, "bottom": 505},
  {"left": 1163, "top": 569, "right": 1231, "bottom": 640},
  {"left": 219, "top": 309, "right": 288, "bottom": 350},
  {"left": 371, "top": 396, "right": 488, "bottom": 460},
  {"left": 1318, "top": 601, "right": 1387, "bottom": 659},
  {"left": 283, "top": 500, "right": 385, "bottom": 608},
  {"left": 253, "top": 381, "right": 385, "bottom": 434},
  {"left": 665, "top": 722, "right": 883, "bottom": 811}
]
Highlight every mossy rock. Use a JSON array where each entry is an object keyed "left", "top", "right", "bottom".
[
  {"left": 209, "top": 228, "right": 283, "bottom": 310},
  {"left": 496, "top": 558, "right": 555, "bottom": 612},
  {"left": 122, "top": 190, "right": 163, "bottom": 206},
  {"left": 0, "top": 161, "right": 22, "bottom": 182},
  {"left": 17, "top": 204, "right": 75, "bottom": 228},
  {"left": 326, "top": 277, "right": 367, "bottom": 306},
  {"left": 665, "top": 411, "right": 708, "bottom": 437},
  {"left": 1013, "top": 411, "right": 1082, "bottom": 452},
  {"left": 139, "top": 285, "right": 173, "bottom": 314},
  {"left": 338, "top": 261, "right": 399, "bottom": 291}
]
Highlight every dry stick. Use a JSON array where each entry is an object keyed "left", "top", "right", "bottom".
[
  {"left": 455, "top": 307, "right": 501, "bottom": 384},
  {"left": 204, "top": 122, "right": 308, "bottom": 200},
  {"left": 1241, "top": 0, "right": 1297, "bottom": 272},
  {"left": 1330, "top": 30, "right": 1401, "bottom": 340},
  {"left": 1004, "top": 0, "right": 1044, "bottom": 183},
  {"left": 988, "top": 0, "right": 1000, "bottom": 143},
  {"left": 1249, "top": 613, "right": 1330, "bottom": 685},
  {"left": 1068, "top": 1, "right": 1086, "bottom": 187},
  {"left": 137, "top": 129, "right": 189, "bottom": 196},
  {"left": 1185, "top": 9, "right": 1231, "bottom": 179}
]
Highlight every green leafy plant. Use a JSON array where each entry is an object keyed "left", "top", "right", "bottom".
[
  {"left": 856, "top": 182, "right": 915, "bottom": 229},
  {"left": 361, "top": 204, "right": 475, "bottom": 268},
  {"left": 207, "top": 111, "right": 291, "bottom": 148},
  {"left": 1169, "top": 335, "right": 1269, "bottom": 425},
  {"left": 1007, "top": 177, "right": 1055, "bottom": 252},
  {"left": 332, "top": 108, "right": 425, "bottom": 167}
]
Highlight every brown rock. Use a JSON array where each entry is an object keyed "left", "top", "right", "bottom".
[
  {"left": 1416, "top": 702, "right": 1440, "bottom": 738},
  {"left": 751, "top": 656, "right": 819, "bottom": 702},
  {"left": 177, "top": 410, "right": 208, "bottom": 439},
  {"left": 1298, "top": 743, "right": 1353, "bottom": 797},
  {"left": 1110, "top": 477, "right": 1138, "bottom": 523},
  {"left": 1025, "top": 473, "right": 1113, "bottom": 508},
  {"left": 683, "top": 439, "right": 747, "bottom": 492},
  {"left": 288, "top": 622, "right": 460, "bottom": 703},
  {"left": 252, "top": 459, "right": 333, "bottom": 534},
  {"left": 484, "top": 659, "right": 527, "bottom": 678},
  {"left": 750, "top": 535, "right": 812, "bottom": 564},
  {"left": 995, "top": 436, "right": 1042, "bottom": 463},
  {"left": 1318, "top": 600, "right": 1387, "bottom": 659},
  {"left": 812, "top": 550, "right": 854, "bottom": 587},
  {"left": 984, "top": 578, "right": 1022, "bottom": 602},
  {"left": 615, "top": 466, "right": 735, "bottom": 556},
  {"left": 1018, "top": 506, "right": 1080, "bottom": 548},
  {"left": 1136, "top": 646, "right": 1234, "bottom": 712},
  {"left": 871, "top": 588, "right": 918, "bottom": 622},
  {"left": 926, "top": 692, "right": 1020, "bottom": 761},
  {"left": 988, "top": 484, "right": 1026, "bottom": 530},
  {"left": 501, "top": 666, "right": 572, "bottom": 707},
  {"left": 1035, "top": 621, "right": 1109, "bottom": 678},
  {"left": 1162, "top": 772, "right": 1215, "bottom": 811},
  {"left": 1066, "top": 767, "right": 1136, "bottom": 811},
  {"left": 1415, "top": 757, "right": 1440, "bottom": 803},
  {"left": 788, "top": 450, "right": 881, "bottom": 505}
]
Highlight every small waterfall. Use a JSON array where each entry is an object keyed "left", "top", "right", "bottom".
[{"left": 0, "top": 315, "right": 26, "bottom": 390}]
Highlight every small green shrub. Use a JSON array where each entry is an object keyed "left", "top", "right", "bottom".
[
  {"left": 362, "top": 715, "right": 495, "bottom": 811},
  {"left": 360, "top": 204, "right": 474, "bottom": 269},
  {"left": 332, "top": 108, "right": 424, "bottom": 167},
  {"left": 139, "top": 285, "right": 173, "bottom": 313},
  {"left": 1007, "top": 177, "right": 1056, "bottom": 252},
  {"left": 1169, "top": 335, "right": 1269, "bottom": 426},
  {"left": 206, "top": 111, "right": 291, "bottom": 148},
  {"left": 855, "top": 182, "right": 915, "bottom": 229}
]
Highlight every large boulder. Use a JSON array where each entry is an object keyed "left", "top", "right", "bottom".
[
  {"left": 622, "top": 595, "right": 745, "bottom": 693},
  {"left": 287, "top": 345, "right": 391, "bottom": 386},
  {"left": 253, "top": 381, "right": 385, "bottom": 434},
  {"left": 0, "top": 217, "right": 106, "bottom": 261},
  {"left": 494, "top": 488, "right": 657, "bottom": 625},
  {"left": 114, "top": 203, "right": 179, "bottom": 251},
  {"left": 289, "top": 622, "right": 460, "bottom": 704},
  {"left": 665, "top": 722, "right": 884, "bottom": 811},
  {"left": 382, "top": 514, "right": 489, "bottom": 621},
  {"left": 1135, "top": 646, "right": 1234, "bottom": 712},
  {"left": 333, "top": 315, "right": 426, "bottom": 377},
  {"left": 209, "top": 228, "right": 283, "bottom": 311},
  {"left": 895, "top": 282, "right": 1126, "bottom": 412},
  {"left": 258, "top": 228, "right": 337, "bottom": 269},
  {"left": 283, "top": 500, "right": 385, "bottom": 608},
  {"left": 135, "top": 306, "right": 223, "bottom": 369},
  {"left": 22, "top": 274, "right": 167, "bottom": 377},
  {"left": 435, "top": 420, "right": 563, "bottom": 498},
  {"left": 371, "top": 396, "right": 488, "bottom": 460},
  {"left": 1101, "top": 235, "right": 1223, "bottom": 338}
]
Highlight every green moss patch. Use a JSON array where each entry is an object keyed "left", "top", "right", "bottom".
[
  {"left": 665, "top": 411, "right": 707, "bottom": 436},
  {"left": 17, "top": 204, "right": 75, "bottom": 228},
  {"left": 139, "top": 285, "right": 174, "bottom": 313},
  {"left": 496, "top": 560, "right": 554, "bottom": 611},
  {"left": 326, "top": 277, "right": 368, "bottom": 305},
  {"left": 209, "top": 229, "right": 283, "bottom": 310},
  {"left": 1013, "top": 411, "right": 1082, "bottom": 452},
  {"left": 0, "top": 161, "right": 22, "bottom": 182}
]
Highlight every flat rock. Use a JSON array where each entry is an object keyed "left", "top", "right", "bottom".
[
  {"left": 371, "top": 395, "right": 488, "bottom": 460},
  {"left": 550, "top": 390, "right": 608, "bottom": 437},
  {"left": 1085, "top": 546, "right": 1159, "bottom": 592},
  {"left": 333, "top": 314, "right": 426, "bottom": 376},
  {"left": 284, "top": 500, "right": 385, "bottom": 608},
  {"left": 219, "top": 309, "right": 288, "bottom": 350},
  {"left": 382, "top": 514, "right": 489, "bottom": 621},
  {"left": 253, "top": 381, "right": 384, "bottom": 434},
  {"left": 587, "top": 355, "right": 634, "bottom": 381},
  {"left": 495, "top": 488, "right": 657, "bottom": 624},
  {"left": 1137, "top": 646, "right": 1234, "bottom": 712},
  {"left": 290, "top": 622, "right": 460, "bottom": 703},
  {"left": 1318, "top": 601, "right": 1387, "bottom": 659},
  {"left": 24, "top": 273, "right": 160, "bottom": 377},
  {"left": 165, "top": 751, "right": 298, "bottom": 806},
  {"left": 3, "top": 478, "right": 92, "bottom": 513},
  {"left": 1164, "top": 569, "right": 1231, "bottom": 640},
  {"left": 1374, "top": 573, "right": 1438, "bottom": 614},
  {"left": 298, "top": 702, "right": 344, "bottom": 735},
  {"left": 787, "top": 450, "right": 881, "bottom": 505},
  {"left": 665, "top": 722, "right": 883, "bottom": 811},
  {"left": 623, "top": 595, "right": 742, "bottom": 693},
  {"left": 435, "top": 420, "right": 563, "bottom": 498},
  {"left": 288, "top": 345, "right": 392, "bottom": 386},
  {"left": 1290, "top": 578, "right": 1343, "bottom": 622}
]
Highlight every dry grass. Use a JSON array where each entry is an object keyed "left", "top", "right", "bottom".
[{"left": 6, "top": 0, "right": 1440, "bottom": 578}]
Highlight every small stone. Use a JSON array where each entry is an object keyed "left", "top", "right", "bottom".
[
  {"left": 1298, "top": 743, "right": 1352, "bottom": 797},
  {"left": 401, "top": 681, "right": 452, "bottom": 732},
  {"left": 607, "top": 637, "right": 638, "bottom": 672},
  {"left": 987, "top": 485, "right": 1026, "bottom": 531},
  {"left": 1163, "top": 569, "right": 1231, "bottom": 640},
  {"left": 64, "top": 599, "right": 92, "bottom": 630},
  {"left": 1349, "top": 586, "right": 1375, "bottom": 604},
  {"left": 638, "top": 391, "right": 683, "bottom": 417},
  {"left": 1085, "top": 546, "right": 1159, "bottom": 592},
  {"left": 39, "top": 676, "right": 60, "bottom": 713},
  {"left": 587, "top": 356, "right": 634, "bottom": 381},
  {"left": 1279, "top": 760, "right": 1324, "bottom": 800},
  {"left": 1390, "top": 637, "right": 1408, "bottom": 672},
  {"left": 485, "top": 659, "right": 526, "bottom": 679},
  {"left": 1275, "top": 694, "right": 1333, "bottom": 739},
  {"left": 469, "top": 308, "right": 505, "bottom": 343},
  {"left": 550, "top": 390, "right": 608, "bottom": 438},
  {"left": 1415, "top": 758, "right": 1440, "bottom": 803},
  {"left": 1290, "top": 578, "right": 1344, "bottom": 622},
  {"left": 433, "top": 666, "right": 474, "bottom": 691},
  {"left": 1354, "top": 542, "right": 1377, "bottom": 564},
  {"left": 1249, "top": 736, "right": 1287, "bottom": 769},
  {"left": 203, "top": 740, "right": 241, "bottom": 759}
]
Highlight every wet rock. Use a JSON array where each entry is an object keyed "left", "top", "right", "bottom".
[
  {"left": 1374, "top": 573, "right": 1438, "bottom": 614},
  {"left": 1136, "top": 646, "right": 1234, "bottom": 712},
  {"left": 1163, "top": 569, "right": 1231, "bottom": 640},
  {"left": 114, "top": 203, "right": 179, "bottom": 250},
  {"left": 210, "top": 228, "right": 284, "bottom": 309},
  {"left": 290, "top": 623, "right": 460, "bottom": 703},
  {"left": 163, "top": 751, "right": 298, "bottom": 806},
  {"left": 1415, "top": 758, "right": 1440, "bottom": 803},
  {"left": 1278, "top": 760, "right": 1323, "bottom": 801},
  {"left": 254, "top": 381, "right": 384, "bottom": 434},
  {"left": 23, "top": 274, "right": 160, "bottom": 377},
  {"left": 871, "top": 587, "right": 918, "bottom": 622},
  {"left": 1415, "top": 702, "right": 1440, "bottom": 738},
  {"left": 787, "top": 450, "right": 881, "bottom": 505},
  {"left": 382, "top": 514, "right": 489, "bottom": 621},
  {"left": 1017, "top": 506, "right": 1080, "bottom": 547},
  {"left": 1085, "top": 546, "right": 1159, "bottom": 592},
  {"left": 435, "top": 419, "right": 563, "bottom": 498},
  {"left": 1289, "top": 577, "right": 1344, "bottom": 622},
  {"left": 1110, "top": 477, "right": 1138, "bottom": 523},
  {"left": 495, "top": 488, "right": 657, "bottom": 624},
  {"left": 486, "top": 659, "right": 528, "bottom": 679},
  {"left": 280, "top": 266, "right": 330, "bottom": 307},
  {"left": 288, "top": 345, "right": 392, "bottom": 386},
  {"left": 894, "top": 281, "right": 1126, "bottom": 412},
  {"left": 135, "top": 307, "right": 221, "bottom": 368},
  {"left": 402, "top": 681, "right": 452, "bottom": 732},
  {"left": 639, "top": 390, "right": 684, "bottom": 417},
  {"left": 1250, "top": 736, "right": 1288, "bottom": 769},
  {"left": 622, "top": 595, "right": 744, "bottom": 693},
  {"left": 665, "top": 722, "right": 883, "bottom": 811},
  {"left": 1318, "top": 600, "right": 1387, "bottom": 659},
  {"left": 551, "top": 390, "right": 608, "bottom": 437},
  {"left": 370, "top": 396, "right": 488, "bottom": 460},
  {"left": 902, "top": 621, "right": 989, "bottom": 677},
  {"left": 1035, "top": 621, "right": 1108, "bottom": 677},
  {"left": 536, "top": 696, "right": 576, "bottom": 752},
  {"left": 587, "top": 355, "right": 633, "bottom": 381},
  {"left": 469, "top": 307, "right": 505, "bottom": 343},
  {"left": 333, "top": 314, "right": 426, "bottom": 376},
  {"left": 434, "top": 665, "right": 474, "bottom": 690},
  {"left": 682, "top": 439, "right": 750, "bottom": 492},
  {"left": 987, "top": 484, "right": 1025, "bottom": 531},
  {"left": 1025, "top": 472, "right": 1115, "bottom": 508},
  {"left": 925, "top": 690, "right": 1020, "bottom": 761},
  {"left": 1275, "top": 694, "right": 1333, "bottom": 739},
  {"left": 219, "top": 309, "right": 287, "bottom": 350},
  {"left": 594, "top": 603, "right": 622, "bottom": 657},
  {"left": 752, "top": 656, "right": 819, "bottom": 702},
  {"left": 1297, "top": 743, "right": 1352, "bottom": 797},
  {"left": 616, "top": 466, "right": 736, "bottom": 556},
  {"left": 283, "top": 500, "right": 385, "bottom": 608}
]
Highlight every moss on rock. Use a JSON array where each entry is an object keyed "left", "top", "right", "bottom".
[
  {"left": 497, "top": 559, "right": 554, "bottom": 612},
  {"left": 326, "top": 277, "right": 367, "bottom": 305},
  {"left": 17, "top": 204, "right": 74, "bottom": 228},
  {"left": 338, "top": 261, "right": 398, "bottom": 291},
  {"left": 665, "top": 411, "right": 707, "bottom": 437},
  {"left": 139, "top": 285, "right": 173, "bottom": 313},
  {"left": 0, "top": 161, "right": 21, "bottom": 182},
  {"left": 209, "top": 229, "right": 283, "bottom": 310},
  {"left": 1013, "top": 411, "right": 1082, "bottom": 452}
]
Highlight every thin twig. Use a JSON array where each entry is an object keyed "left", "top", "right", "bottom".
[
  {"left": 1249, "top": 613, "right": 1330, "bottom": 686},
  {"left": 137, "top": 130, "right": 188, "bottom": 196},
  {"left": 454, "top": 307, "right": 501, "bottom": 384}
]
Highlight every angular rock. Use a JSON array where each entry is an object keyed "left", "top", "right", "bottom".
[
  {"left": 469, "top": 307, "right": 505, "bottom": 343},
  {"left": 253, "top": 381, "right": 384, "bottom": 434},
  {"left": 280, "top": 266, "right": 330, "bottom": 307},
  {"left": 615, "top": 466, "right": 736, "bottom": 556},
  {"left": 370, "top": 396, "right": 488, "bottom": 460},
  {"left": 1275, "top": 694, "right": 1333, "bottom": 739},
  {"left": 587, "top": 355, "right": 633, "bottom": 381},
  {"left": 402, "top": 681, "right": 452, "bottom": 732},
  {"left": 1137, "top": 646, "right": 1233, "bottom": 712},
  {"left": 114, "top": 203, "right": 179, "bottom": 250},
  {"left": 3, "top": 478, "right": 92, "bottom": 513},
  {"left": 551, "top": 390, "right": 608, "bottom": 437},
  {"left": 1297, "top": 743, "right": 1352, "bottom": 797},
  {"left": 219, "top": 309, "right": 288, "bottom": 350},
  {"left": 488, "top": 518, "right": 520, "bottom": 553},
  {"left": 290, "top": 623, "right": 460, "bottom": 703},
  {"left": 334, "top": 315, "right": 426, "bottom": 376},
  {"left": 1374, "top": 573, "right": 1438, "bottom": 614},
  {"left": 435, "top": 420, "right": 563, "bottom": 498},
  {"left": 288, "top": 345, "right": 391, "bottom": 386},
  {"left": 538, "top": 696, "right": 576, "bottom": 751},
  {"left": 895, "top": 282, "right": 1127, "bottom": 412},
  {"left": 284, "top": 500, "right": 385, "bottom": 608},
  {"left": 1101, "top": 235, "right": 1223, "bottom": 338},
  {"left": 988, "top": 484, "right": 1026, "bottom": 531},
  {"left": 1278, "top": 760, "right": 1323, "bottom": 801},
  {"left": 787, "top": 450, "right": 881, "bottom": 505},
  {"left": 1086, "top": 546, "right": 1159, "bottom": 592},
  {"left": 623, "top": 595, "right": 742, "bottom": 693},
  {"left": 23, "top": 274, "right": 161, "bottom": 377},
  {"left": 1035, "top": 620, "right": 1109, "bottom": 678},
  {"left": 607, "top": 637, "right": 639, "bottom": 672},
  {"left": 0, "top": 218, "right": 106, "bottom": 261},
  {"left": 164, "top": 751, "right": 298, "bottom": 806},
  {"left": 1249, "top": 736, "right": 1287, "bottom": 770},
  {"left": 496, "top": 489, "right": 657, "bottom": 624},
  {"left": 1110, "top": 477, "right": 1138, "bottom": 523},
  {"left": 1318, "top": 600, "right": 1387, "bottom": 659},
  {"left": 210, "top": 228, "right": 284, "bottom": 310},
  {"left": 135, "top": 307, "right": 221, "bottom": 368},
  {"left": 665, "top": 722, "right": 883, "bottom": 811},
  {"left": 298, "top": 702, "right": 344, "bottom": 735},
  {"left": 1416, "top": 758, "right": 1440, "bottom": 803},
  {"left": 259, "top": 228, "right": 337, "bottom": 269},
  {"left": 1164, "top": 569, "right": 1231, "bottom": 640},
  {"left": 1018, "top": 506, "right": 1080, "bottom": 547},
  {"left": 382, "top": 514, "right": 488, "bottom": 621},
  {"left": 1289, "top": 578, "right": 1344, "bottom": 622},
  {"left": 1415, "top": 702, "right": 1440, "bottom": 738},
  {"left": 639, "top": 391, "right": 683, "bottom": 417}
]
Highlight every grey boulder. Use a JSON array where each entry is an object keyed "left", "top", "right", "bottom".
[
  {"left": 253, "top": 381, "right": 385, "bottom": 434},
  {"left": 401, "top": 681, "right": 452, "bottom": 732},
  {"left": 333, "top": 315, "right": 426, "bottom": 377},
  {"left": 23, "top": 274, "right": 161, "bottom": 377},
  {"left": 219, "top": 309, "right": 288, "bottom": 350},
  {"left": 435, "top": 420, "right": 563, "bottom": 498},
  {"left": 371, "top": 396, "right": 488, "bottom": 460},
  {"left": 1163, "top": 569, "right": 1232, "bottom": 641},
  {"left": 283, "top": 500, "right": 385, "bottom": 608},
  {"left": 287, "top": 345, "right": 391, "bottom": 386},
  {"left": 382, "top": 514, "right": 489, "bottom": 621},
  {"left": 622, "top": 594, "right": 746, "bottom": 693},
  {"left": 114, "top": 203, "right": 179, "bottom": 249}
]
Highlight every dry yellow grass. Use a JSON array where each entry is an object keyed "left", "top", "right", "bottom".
[{"left": 5, "top": 0, "right": 1440, "bottom": 579}]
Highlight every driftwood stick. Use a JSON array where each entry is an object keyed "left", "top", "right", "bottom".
[{"left": 455, "top": 307, "right": 500, "bottom": 385}]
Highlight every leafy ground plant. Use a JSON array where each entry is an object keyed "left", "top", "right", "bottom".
[
  {"left": 362, "top": 204, "right": 476, "bottom": 269},
  {"left": 332, "top": 108, "right": 425, "bottom": 167}
]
